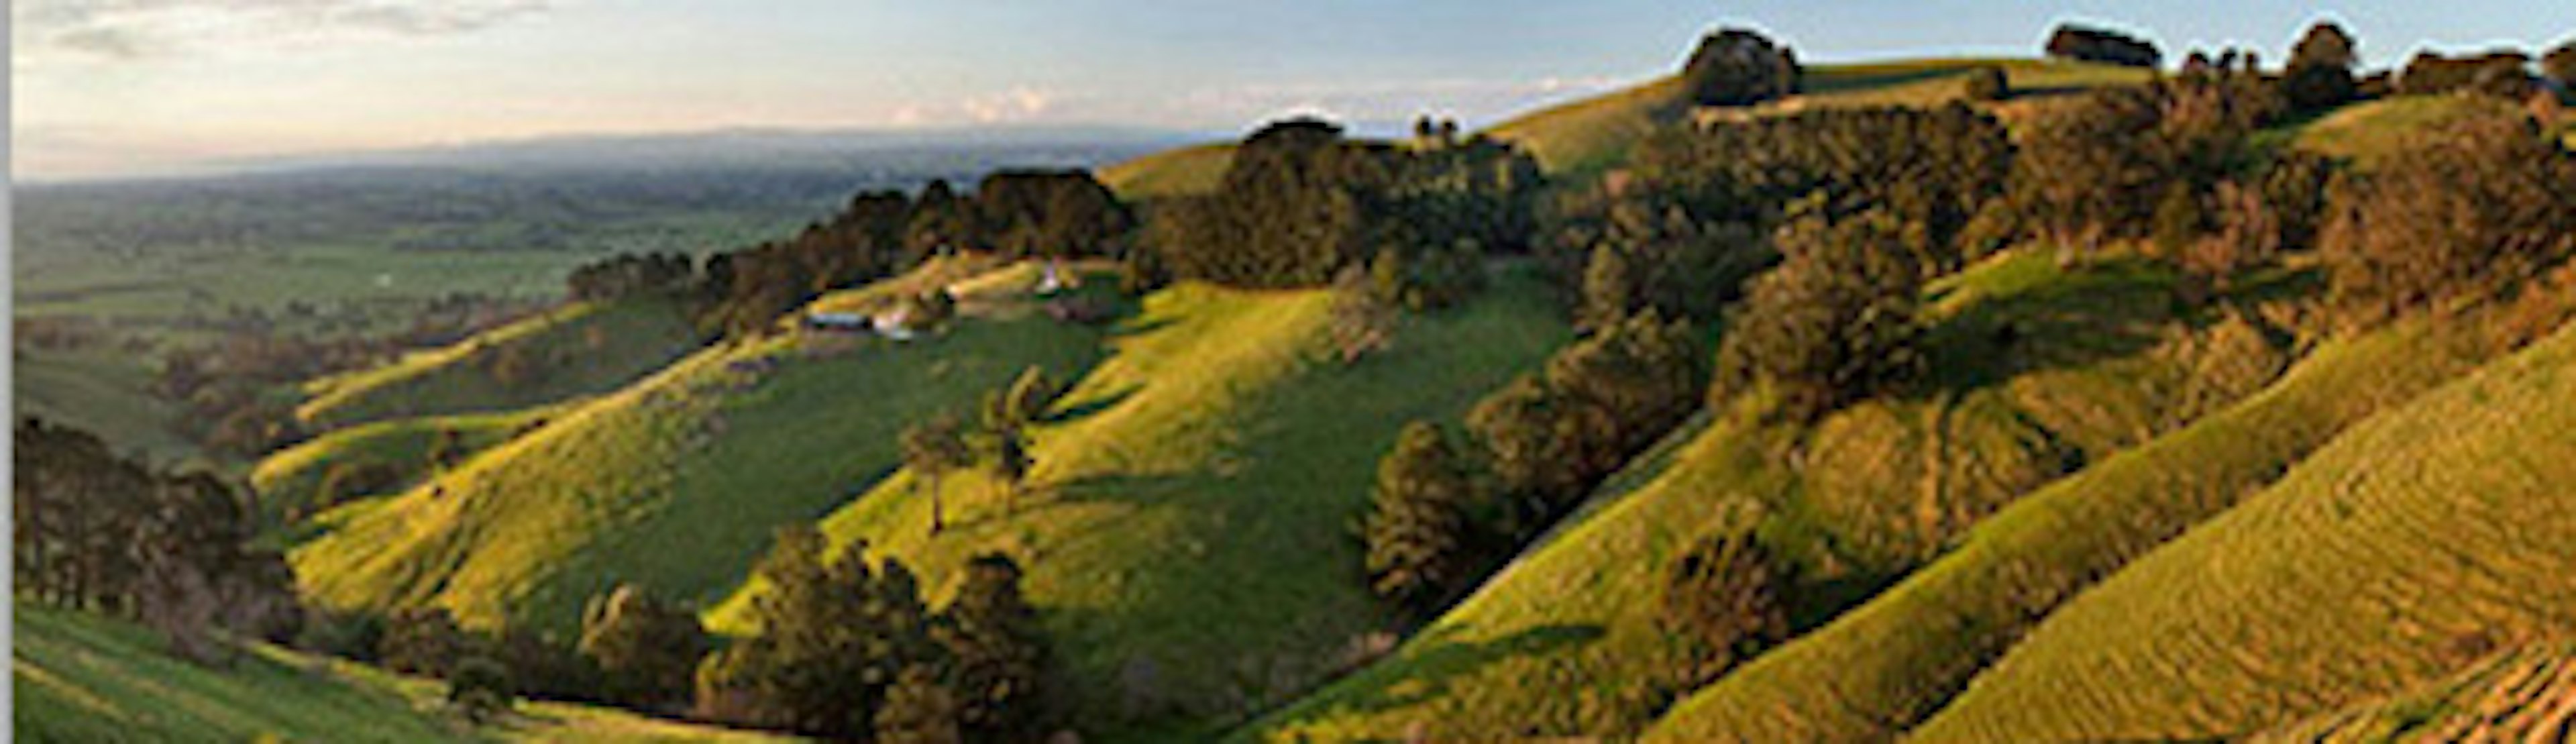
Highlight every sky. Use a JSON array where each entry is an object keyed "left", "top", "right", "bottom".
[{"left": 13, "top": 1, "right": 2576, "bottom": 180}]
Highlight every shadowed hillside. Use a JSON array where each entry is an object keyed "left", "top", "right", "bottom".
[{"left": 296, "top": 297, "right": 703, "bottom": 431}]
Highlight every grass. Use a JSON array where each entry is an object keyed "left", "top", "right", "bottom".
[
  {"left": 1233, "top": 250, "right": 2275, "bottom": 741},
  {"left": 2292, "top": 94, "right": 2528, "bottom": 169},
  {"left": 1909, "top": 321, "right": 2576, "bottom": 742},
  {"left": 2251, "top": 642, "right": 2576, "bottom": 743},
  {"left": 1098, "top": 143, "right": 1238, "bottom": 201},
  {"left": 1640, "top": 307, "right": 2510, "bottom": 742},
  {"left": 297, "top": 297, "right": 703, "bottom": 431},
  {"left": 11, "top": 346, "right": 203, "bottom": 466},
  {"left": 11, "top": 604, "right": 792, "bottom": 743},
  {"left": 706, "top": 263, "right": 1570, "bottom": 740},
  {"left": 253, "top": 407, "right": 561, "bottom": 527},
  {"left": 291, "top": 258, "right": 1120, "bottom": 635}
]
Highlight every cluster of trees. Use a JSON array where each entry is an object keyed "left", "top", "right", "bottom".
[
  {"left": 1658, "top": 530, "right": 1788, "bottom": 688},
  {"left": 2045, "top": 24, "right": 2163, "bottom": 68},
  {"left": 2003, "top": 74, "right": 2290, "bottom": 254},
  {"left": 904, "top": 366, "right": 1063, "bottom": 535},
  {"left": 1631, "top": 102, "right": 2015, "bottom": 274},
  {"left": 2399, "top": 50, "right": 2542, "bottom": 99},
  {"left": 1362, "top": 313, "right": 1705, "bottom": 616},
  {"left": 2321, "top": 112, "right": 2576, "bottom": 326},
  {"left": 1141, "top": 118, "right": 1542, "bottom": 293},
  {"left": 1713, "top": 209, "right": 1927, "bottom": 421},
  {"left": 1681, "top": 28, "right": 1802, "bottom": 107},
  {"left": 699, "top": 528, "right": 1052, "bottom": 742},
  {"left": 13, "top": 418, "right": 301, "bottom": 663},
  {"left": 567, "top": 170, "right": 1130, "bottom": 339},
  {"left": 567, "top": 252, "right": 696, "bottom": 303}
]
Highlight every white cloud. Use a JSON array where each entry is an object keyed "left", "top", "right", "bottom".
[{"left": 12, "top": 0, "right": 553, "bottom": 64}]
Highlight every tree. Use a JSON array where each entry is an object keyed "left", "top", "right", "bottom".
[
  {"left": 936, "top": 554, "right": 1051, "bottom": 742},
  {"left": 1328, "top": 263, "right": 1395, "bottom": 364},
  {"left": 2178, "top": 180, "right": 2282, "bottom": 300},
  {"left": 2548, "top": 42, "right": 2576, "bottom": 91},
  {"left": 2043, "top": 23, "right": 2162, "bottom": 68},
  {"left": 874, "top": 665, "right": 965, "bottom": 744},
  {"left": 696, "top": 528, "right": 938, "bottom": 738},
  {"left": 1002, "top": 366, "right": 1061, "bottom": 426},
  {"left": 380, "top": 607, "right": 468, "bottom": 677},
  {"left": 1361, "top": 422, "right": 1487, "bottom": 617},
  {"left": 989, "top": 428, "right": 1034, "bottom": 517},
  {"left": 1714, "top": 209, "right": 1925, "bottom": 421},
  {"left": 1681, "top": 28, "right": 1802, "bottom": 107},
  {"left": 1963, "top": 66, "right": 2009, "bottom": 101},
  {"left": 2151, "top": 182, "right": 2206, "bottom": 257},
  {"left": 578, "top": 584, "right": 711, "bottom": 712},
  {"left": 902, "top": 414, "right": 977, "bottom": 535},
  {"left": 448, "top": 655, "right": 516, "bottom": 725},
  {"left": 1577, "top": 244, "right": 1638, "bottom": 333},
  {"left": 2284, "top": 21, "right": 2360, "bottom": 112},
  {"left": 1659, "top": 531, "right": 1789, "bottom": 687}
]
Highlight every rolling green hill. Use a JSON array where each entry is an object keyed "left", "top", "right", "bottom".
[
  {"left": 253, "top": 407, "right": 561, "bottom": 525},
  {"left": 707, "top": 264, "right": 1570, "bottom": 739},
  {"left": 1100, "top": 57, "right": 2153, "bottom": 201},
  {"left": 1640, "top": 308, "right": 2515, "bottom": 742},
  {"left": 1234, "top": 250, "right": 2286, "bottom": 741},
  {"left": 13, "top": 346, "right": 201, "bottom": 465},
  {"left": 292, "top": 258, "right": 1118, "bottom": 634},
  {"left": 1907, "top": 320, "right": 2576, "bottom": 743},
  {"left": 296, "top": 297, "right": 702, "bottom": 431},
  {"left": 13, "top": 606, "right": 789, "bottom": 743}
]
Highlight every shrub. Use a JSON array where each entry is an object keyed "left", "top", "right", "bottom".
[
  {"left": 578, "top": 584, "right": 710, "bottom": 712},
  {"left": 1659, "top": 531, "right": 1788, "bottom": 688},
  {"left": 378, "top": 607, "right": 467, "bottom": 678},
  {"left": 447, "top": 656, "right": 515, "bottom": 725},
  {"left": 1963, "top": 66, "right": 2009, "bottom": 102}
]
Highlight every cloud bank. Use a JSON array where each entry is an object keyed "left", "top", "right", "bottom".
[{"left": 14, "top": 0, "right": 552, "bottom": 62}]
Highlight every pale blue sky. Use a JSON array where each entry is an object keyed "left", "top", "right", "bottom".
[{"left": 13, "top": 1, "right": 2574, "bottom": 179}]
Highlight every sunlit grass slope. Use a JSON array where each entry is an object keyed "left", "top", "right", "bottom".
[
  {"left": 1237, "top": 250, "right": 2283, "bottom": 741},
  {"left": 253, "top": 407, "right": 559, "bottom": 525},
  {"left": 2253, "top": 642, "right": 2576, "bottom": 743},
  {"left": 708, "top": 264, "right": 1569, "bottom": 740},
  {"left": 1910, "top": 321, "right": 2576, "bottom": 743},
  {"left": 297, "top": 297, "right": 702, "bottom": 431},
  {"left": 1642, "top": 311, "right": 2509, "bottom": 743},
  {"left": 13, "top": 604, "right": 461, "bottom": 743},
  {"left": 1099, "top": 143, "right": 1236, "bottom": 201},
  {"left": 2292, "top": 94, "right": 2528, "bottom": 170},
  {"left": 292, "top": 260, "right": 1117, "bottom": 635},
  {"left": 12, "top": 605, "right": 792, "bottom": 743}
]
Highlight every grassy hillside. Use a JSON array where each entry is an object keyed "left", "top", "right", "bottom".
[
  {"left": 1909, "top": 321, "right": 2576, "bottom": 743},
  {"left": 13, "top": 346, "right": 201, "bottom": 465},
  {"left": 2292, "top": 94, "right": 2528, "bottom": 169},
  {"left": 1099, "top": 143, "right": 1236, "bottom": 201},
  {"left": 1642, "top": 309, "right": 2510, "bottom": 742},
  {"left": 297, "top": 297, "right": 702, "bottom": 431},
  {"left": 1235, "top": 250, "right": 2288, "bottom": 741},
  {"left": 1099, "top": 58, "right": 2150, "bottom": 200},
  {"left": 292, "top": 259, "right": 1118, "bottom": 634},
  {"left": 708, "top": 264, "right": 1570, "bottom": 739},
  {"left": 254, "top": 407, "right": 560, "bottom": 525},
  {"left": 2253, "top": 643, "right": 2576, "bottom": 743},
  {"left": 13, "top": 606, "right": 790, "bottom": 743}
]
